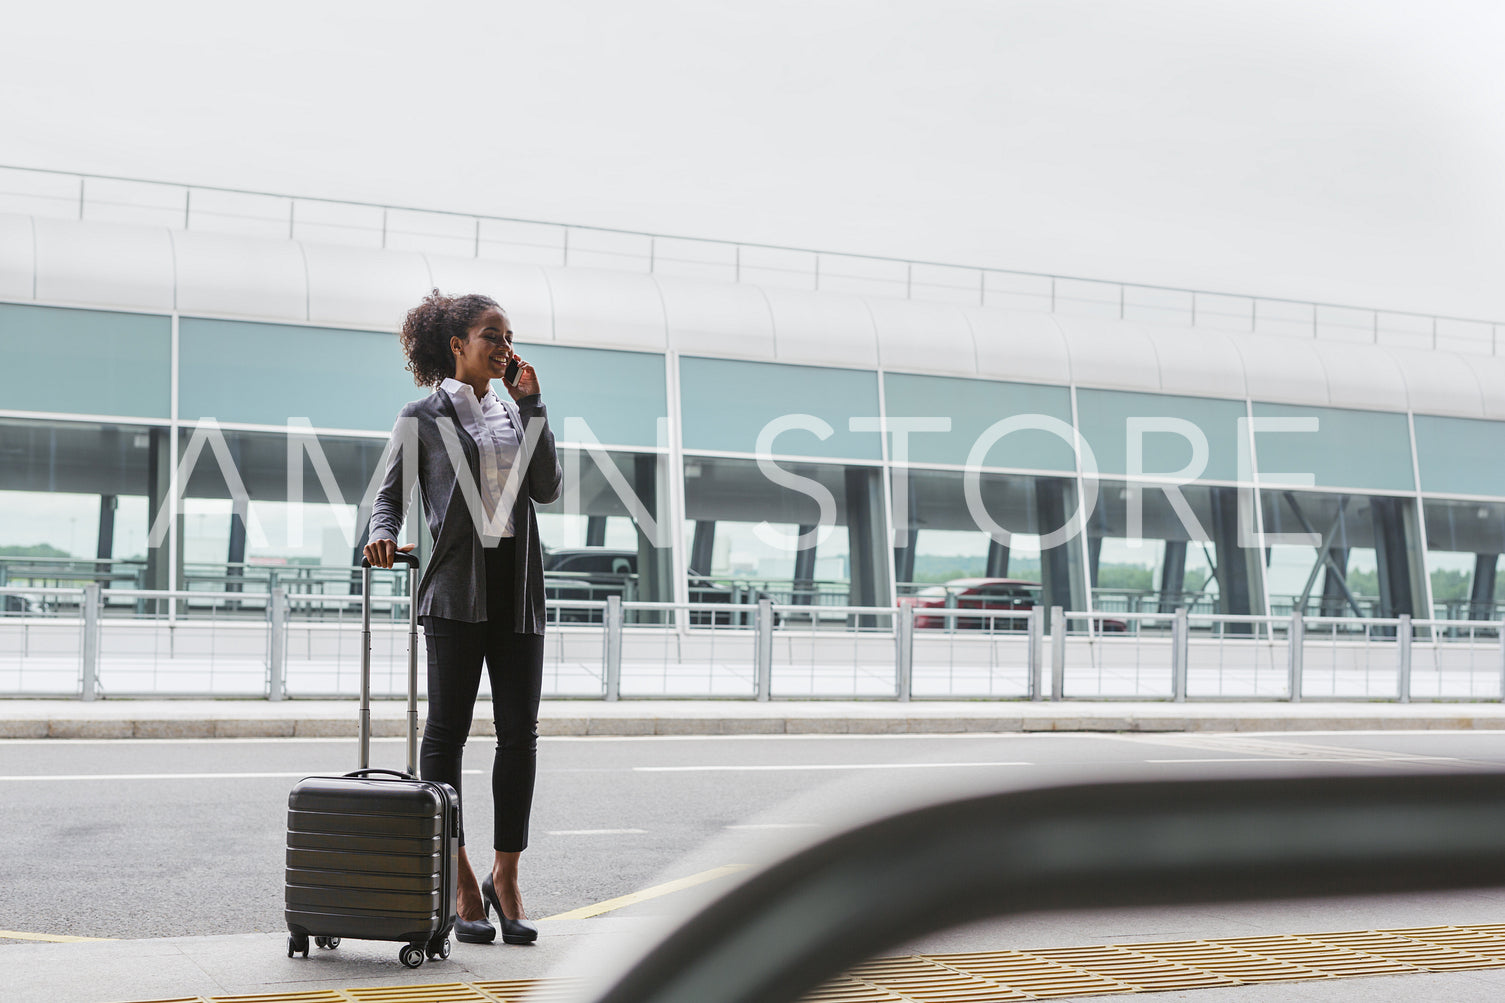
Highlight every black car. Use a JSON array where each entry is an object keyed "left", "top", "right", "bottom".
[{"left": 543, "top": 548, "right": 749, "bottom": 625}]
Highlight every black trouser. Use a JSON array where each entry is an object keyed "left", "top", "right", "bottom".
[{"left": 419, "top": 538, "right": 545, "bottom": 852}]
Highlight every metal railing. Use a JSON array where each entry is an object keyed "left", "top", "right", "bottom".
[
  {"left": 2, "top": 163, "right": 1499, "bottom": 353},
  {"left": 4, "top": 583, "right": 1504, "bottom": 703}
]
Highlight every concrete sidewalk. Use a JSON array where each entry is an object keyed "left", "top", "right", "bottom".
[
  {"left": 5, "top": 918, "right": 646, "bottom": 1003},
  {"left": 4, "top": 697, "right": 1505, "bottom": 739}
]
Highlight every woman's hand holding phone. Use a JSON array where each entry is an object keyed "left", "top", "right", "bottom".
[{"left": 503, "top": 355, "right": 541, "bottom": 400}]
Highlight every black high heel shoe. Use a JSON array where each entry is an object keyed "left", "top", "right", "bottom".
[
  {"left": 481, "top": 873, "right": 539, "bottom": 944},
  {"left": 454, "top": 912, "right": 496, "bottom": 944}
]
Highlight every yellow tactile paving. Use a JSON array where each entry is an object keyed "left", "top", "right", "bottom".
[
  {"left": 798, "top": 978, "right": 912, "bottom": 1002},
  {"left": 1202, "top": 934, "right": 1419, "bottom": 978},
  {"left": 847, "top": 955, "right": 1029, "bottom": 1000},
  {"left": 108, "top": 924, "right": 1505, "bottom": 1003},
  {"left": 920, "top": 951, "right": 1132, "bottom": 997},
  {"left": 1026, "top": 946, "right": 1239, "bottom": 992},
  {"left": 345, "top": 986, "right": 492, "bottom": 1003},
  {"left": 470, "top": 979, "right": 587, "bottom": 1002},
  {"left": 1124, "top": 939, "right": 1326, "bottom": 982}
]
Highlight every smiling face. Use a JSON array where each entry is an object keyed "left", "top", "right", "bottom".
[{"left": 451, "top": 307, "right": 513, "bottom": 386}]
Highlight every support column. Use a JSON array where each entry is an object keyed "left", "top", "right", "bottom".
[
  {"left": 985, "top": 537, "right": 1010, "bottom": 579},
  {"left": 793, "top": 526, "right": 817, "bottom": 605},
  {"left": 1036, "top": 480, "right": 1073, "bottom": 625},
  {"left": 845, "top": 466, "right": 890, "bottom": 626},
  {"left": 894, "top": 475, "right": 919, "bottom": 585},
  {"left": 1160, "top": 540, "right": 1187, "bottom": 613},
  {"left": 689, "top": 521, "right": 716, "bottom": 576},
  {"left": 144, "top": 428, "right": 172, "bottom": 614},
  {"left": 1472, "top": 553, "right": 1499, "bottom": 620},
  {"left": 632, "top": 454, "right": 669, "bottom": 620},
  {"left": 1318, "top": 547, "right": 1349, "bottom": 617},
  {"left": 1208, "top": 486, "right": 1257, "bottom": 632},
  {"left": 227, "top": 500, "right": 248, "bottom": 591},
  {"left": 96, "top": 494, "right": 117, "bottom": 567},
  {"left": 586, "top": 516, "right": 607, "bottom": 547},
  {"left": 1372, "top": 496, "right": 1417, "bottom": 619}
]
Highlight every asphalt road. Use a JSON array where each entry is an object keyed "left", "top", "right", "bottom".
[{"left": 4, "top": 730, "right": 1505, "bottom": 944}]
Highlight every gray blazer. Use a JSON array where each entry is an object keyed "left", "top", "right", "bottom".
[{"left": 368, "top": 390, "right": 562, "bottom": 633}]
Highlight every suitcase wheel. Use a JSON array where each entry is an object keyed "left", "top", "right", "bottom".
[
  {"left": 314, "top": 936, "right": 340, "bottom": 950},
  {"left": 287, "top": 935, "right": 309, "bottom": 958},
  {"left": 400, "top": 944, "right": 425, "bottom": 969},
  {"left": 426, "top": 937, "right": 450, "bottom": 961}
]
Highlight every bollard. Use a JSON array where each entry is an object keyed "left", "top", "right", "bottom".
[
  {"left": 1050, "top": 606, "right": 1065, "bottom": 701},
  {"left": 267, "top": 586, "right": 287, "bottom": 702},
  {"left": 755, "top": 598, "right": 774, "bottom": 701},
  {"left": 1171, "top": 607, "right": 1189, "bottom": 703},
  {"left": 604, "top": 594, "right": 623, "bottom": 702},
  {"left": 80, "top": 583, "right": 100, "bottom": 702},
  {"left": 1027, "top": 605, "right": 1044, "bottom": 701},
  {"left": 1398, "top": 613, "right": 1412, "bottom": 704},
  {"left": 1288, "top": 610, "right": 1304, "bottom": 703},
  {"left": 895, "top": 603, "right": 914, "bottom": 702}
]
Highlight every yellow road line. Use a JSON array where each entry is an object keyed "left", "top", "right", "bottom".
[
  {"left": 539, "top": 865, "right": 746, "bottom": 922},
  {"left": 0, "top": 929, "right": 115, "bottom": 943}
]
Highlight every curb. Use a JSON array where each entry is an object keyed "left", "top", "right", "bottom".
[{"left": 7, "top": 711, "right": 1505, "bottom": 739}]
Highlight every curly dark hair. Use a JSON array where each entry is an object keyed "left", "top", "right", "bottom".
[{"left": 399, "top": 290, "right": 503, "bottom": 387}]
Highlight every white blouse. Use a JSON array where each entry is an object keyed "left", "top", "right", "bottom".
[{"left": 439, "top": 377, "right": 520, "bottom": 538}]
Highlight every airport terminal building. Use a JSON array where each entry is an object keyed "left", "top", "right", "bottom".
[{"left": 2, "top": 169, "right": 1505, "bottom": 699}]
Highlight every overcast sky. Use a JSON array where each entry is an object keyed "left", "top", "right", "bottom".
[{"left": 4, "top": 1, "right": 1502, "bottom": 319}]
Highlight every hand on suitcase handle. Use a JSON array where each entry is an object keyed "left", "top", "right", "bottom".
[{"left": 362, "top": 541, "right": 418, "bottom": 569}]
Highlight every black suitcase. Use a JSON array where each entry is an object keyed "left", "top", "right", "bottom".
[{"left": 284, "top": 552, "right": 459, "bottom": 969}]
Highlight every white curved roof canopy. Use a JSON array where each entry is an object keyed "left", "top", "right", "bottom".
[{"left": 0, "top": 210, "right": 1490, "bottom": 419}]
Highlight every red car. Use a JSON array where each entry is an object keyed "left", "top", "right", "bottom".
[{"left": 898, "top": 578, "right": 1127, "bottom": 632}]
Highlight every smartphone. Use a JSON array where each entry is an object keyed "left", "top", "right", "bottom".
[{"left": 504, "top": 357, "right": 521, "bottom": 387}]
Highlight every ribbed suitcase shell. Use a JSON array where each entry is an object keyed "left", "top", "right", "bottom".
[{"left": 285, "top": 773, "right": 459, "bottom": 946}]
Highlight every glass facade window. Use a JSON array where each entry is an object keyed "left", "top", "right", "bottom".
[
  {"left": 1083, "top": 480, "right": 1259, "bottom": 619},
  {"left": 8, "top": 296, "right": 1504, "bottom": 642},
  {"left": 882, "top": 373, "right": 1075, "bottom": 471},
  {"left": 525, "top": 344, "right": 668, "bottom": 450},
  {"left": 537, "top": 447, "right": 673, "bottom": 620},
  {"left": 679, "top": 357, "right": 883, "bottom": 460},
  {"left": 892, "top": 467, "right": 1086, "bottom": 619},
  {"left": 0, "top": 418, "right": 158, "bottom": 598},
  {"left": 1076, "top": 389, "right": 1248, "bottom": 482},
  {"left": 1252, "top": 402, "right": 1414, "bottom": 492},
  {"left": 180, "top": 318, "right": 416, "bottom": 431},
  {"left": 177, "top": 425, "right": 403, "bottom": 597},
  {"left": 1422, "top": 498, "right": 1505, "bottom": 620},
  {"left": 684, "top": 455, "right": 891, "bottom": 613},
  {"left": 1261, "top": 489, "right": 1426, "bottom": 618},
  {"left": 1413, "top": 415, "right": 1505, "bottom": 498},
  {"left": 0, "top": 304, "right": 171, "bottom": 418}
]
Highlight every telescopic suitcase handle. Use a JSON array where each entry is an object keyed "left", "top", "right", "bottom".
[
  {"left": 358, "top": 552, "right": 421, "bottom": 776},
  {"left": 362, "top": 552, "right": 421, "bottom": 568}
]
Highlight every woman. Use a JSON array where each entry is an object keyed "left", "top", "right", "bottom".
[{"left": 365, "top": 290, "right": 561, "bottom": 946}]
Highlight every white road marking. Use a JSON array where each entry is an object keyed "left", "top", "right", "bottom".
[
  {"left": 0, "top": 769, "right": 485, "bottom": 782},
  {"left": 1145, "top": 756, "right": 1462, "bottom": 765},
  {"left": 546, "top": 828, "right": 649, "bottom": 835},
  {"left": 635, "top": 761, "right": 1032, "bottom": 773}
]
